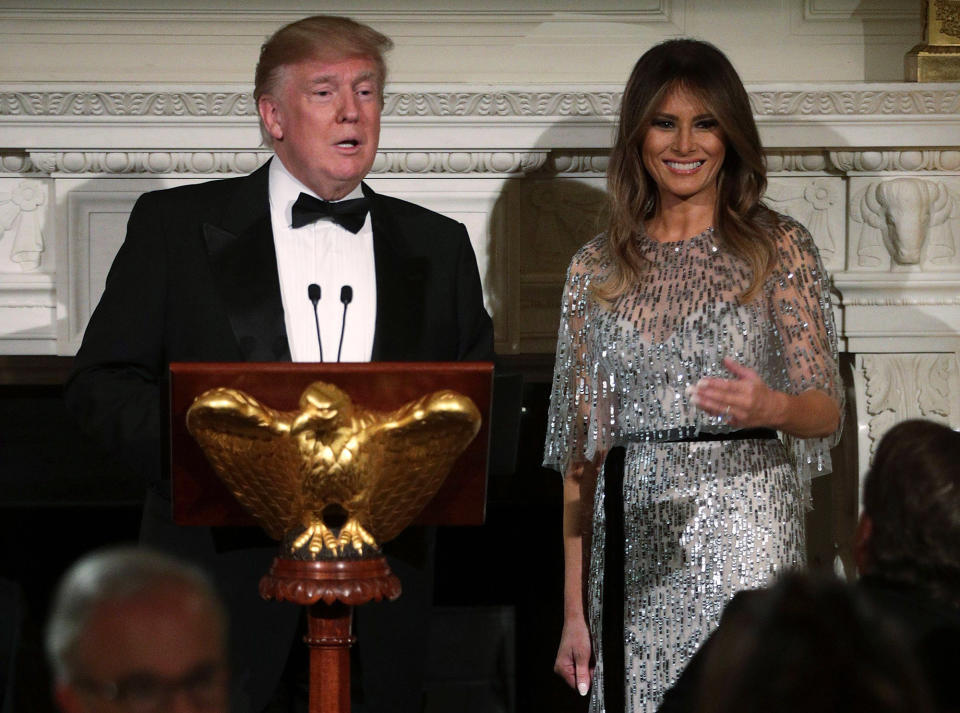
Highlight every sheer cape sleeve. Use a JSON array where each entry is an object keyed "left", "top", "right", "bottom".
[
  {"left": 767, "top": 216, "right": 844, "bottom": 500},
  {"left": 543, "top": 238, "right": 615, "bottom": 476}
]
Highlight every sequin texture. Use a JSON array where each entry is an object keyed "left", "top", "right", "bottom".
[{"left": 544, "top": 216, "right": 843, "bottom": 712}]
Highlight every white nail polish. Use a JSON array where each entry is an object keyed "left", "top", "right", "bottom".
[{"left": 578, "top": 682, "right": 589, "bottom": 696}]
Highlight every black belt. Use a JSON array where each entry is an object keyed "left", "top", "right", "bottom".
[{"left": 629, "top": 427, "right": 778, "bottom": 444}]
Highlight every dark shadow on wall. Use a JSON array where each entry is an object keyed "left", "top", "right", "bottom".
[
  {"left": 435, "top": 116, "right": 614, "bottom": 713},
  {"left": 486, "top": 117, "right": 612, "bottom": 356},
  {"left": 853, "top": 1, "right": 922, "bottom": 80}
]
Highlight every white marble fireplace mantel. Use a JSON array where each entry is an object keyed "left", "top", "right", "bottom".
[{"left": 2, "top": 80, "right": 960, "bottom": 476}]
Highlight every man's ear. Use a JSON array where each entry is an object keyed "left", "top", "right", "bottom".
[
  {"left": 257, "top": 95, "right": 284, "bottom": 142},
  {"left": 853, "top": 514, "right": 873, "bottom": 576},
  {"left": 53, "top": 682, "right": 87, "bottom": 713}
]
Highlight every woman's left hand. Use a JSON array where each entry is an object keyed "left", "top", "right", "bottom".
[{"left": 689, "top": 357, "right": 786, "bottom": 429}]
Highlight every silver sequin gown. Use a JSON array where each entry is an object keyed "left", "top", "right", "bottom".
[{"left": 544, "top": 215, "right": 843, "bottom": 713}]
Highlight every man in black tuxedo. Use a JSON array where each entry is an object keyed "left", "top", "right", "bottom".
[
  {"left": 65, "top": 15, "right": 493, "bottom": 713},
  {"left": 657, "top": 418, "right": 960, "bottom": 713}
]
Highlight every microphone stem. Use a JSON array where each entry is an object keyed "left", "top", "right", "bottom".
[
  {"left": 336, "top": 303, "right": 349, "bottom": 362},
  {"left": 312, "top": 305, "right": 323, "bottom": 362}
]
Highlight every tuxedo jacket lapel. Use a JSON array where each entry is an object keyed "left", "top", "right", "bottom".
[
  {"left": 202, "top": 162, "right": 291, "bottom": 362},
  {"left": 365, "top": 183, "right": 426, "bottom": 361}
]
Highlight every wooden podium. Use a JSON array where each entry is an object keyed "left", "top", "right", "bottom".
[{"left": 169, "top": 361, "right": 493, "bottom": 713}]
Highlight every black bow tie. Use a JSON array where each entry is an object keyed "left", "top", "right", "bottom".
[{"left": 291, "top": 193, "right": 370, "bottom": 233}]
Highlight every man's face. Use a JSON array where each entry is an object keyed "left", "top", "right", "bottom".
[
  {"left": 258, "top": 55, "right": 382, "bottom": 200},
  {"left": 56, "top": 584, "right": 227, "bottom": 713}
]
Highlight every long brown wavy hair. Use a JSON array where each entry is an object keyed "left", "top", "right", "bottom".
[{"left": 598, "top": 39, "right": 776, "bottom": 304}]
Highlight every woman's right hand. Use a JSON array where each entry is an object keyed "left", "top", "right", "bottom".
[{"left": 554, "top": 613, "right": 593, "bottom": 696}]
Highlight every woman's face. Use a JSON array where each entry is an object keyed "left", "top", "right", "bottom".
[{"left": 641, "top": 87, "right": 726, "bottom": 209}]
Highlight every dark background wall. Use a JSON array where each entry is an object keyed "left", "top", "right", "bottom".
[{"left": 0, "top": 355, "right": 586, "bottom": 713}]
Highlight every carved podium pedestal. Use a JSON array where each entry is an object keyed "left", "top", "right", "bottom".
[
  {"left": 169, "top": 362, "right": 492, "bottom": 713},
  {"left": 260, "top": 558, "right": 401, "bottom": 713}
]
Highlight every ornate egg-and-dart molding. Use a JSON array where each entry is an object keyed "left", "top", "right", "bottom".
[
  {"left": 3, "top": 87, "right": 960, "bottom": 119},
  {"left": 27, "top": 151, "right": 267, "bottom": 175},
  {"left": 764, "top": 151, "right": 829, "bottom": 172},
  {"left": 830, "top": 150, "right": 960, "bottom": 172},
  {"left": 374, "top": 151, "right": 552, "bottom": 174},
  {"left": 16, "top": 150, "right": 854, "bottom": 177},
  {"left": 0, "top": 154, "right": 39, "bottom": 174},
  {"left": 20, "top": 150, "right": 565, "bottom": 176}
]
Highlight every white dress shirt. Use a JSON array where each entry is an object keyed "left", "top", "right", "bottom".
[{"left": 268, "top": 158, "right": 377, "bottom": 363}]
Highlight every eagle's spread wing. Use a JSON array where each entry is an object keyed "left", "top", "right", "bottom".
[
  {"left": 361, "top": 390, "right": 481, "bottom": 543},
  {"left": 186, "top": 388, "right": 303, "bottom": 539}
]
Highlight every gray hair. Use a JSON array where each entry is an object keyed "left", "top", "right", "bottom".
[{"left": 45, "top": 546, "right": 225, "bottom": 683}]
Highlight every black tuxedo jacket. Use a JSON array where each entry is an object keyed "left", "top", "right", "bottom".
[{"left": 65, "top": 161, "right": 494, "bottom": 484}]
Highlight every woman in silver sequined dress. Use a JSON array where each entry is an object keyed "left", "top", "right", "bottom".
[{"left": 544, "top": 39, "right": 843, "bottom": 713}]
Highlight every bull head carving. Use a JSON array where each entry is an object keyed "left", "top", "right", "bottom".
[{"left": 860, "top": 178, "right": 952, "bottom": 265}]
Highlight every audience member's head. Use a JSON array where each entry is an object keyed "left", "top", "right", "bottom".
[
  {"left": 46, "top": 547, "right": 228, "bottom": 713},
  {"left": 856, "top": 418, "right": 960, "bottom": 607},
  {"left": 694, "top": 573, "right": 933, "bottom": 713}
]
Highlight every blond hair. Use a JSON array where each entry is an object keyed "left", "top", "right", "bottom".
[{"left": 254, "top": 15, "right": 394, "bottom": 144}]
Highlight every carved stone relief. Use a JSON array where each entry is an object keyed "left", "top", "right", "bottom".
[
  {"left": 749, "top": 89, "right": 960, "bottom": 116},
  {"left": 0, "top": 179, "right": 48, "bottom": 272},
  {"left": 4, "top": 88, "right": 960, "bottom": 119},
  {"left": 0, "top": 153, "right": 38, "bottom": 174},
  {"left": 19, "top": 151, "right": 565, "bottom": 177},
  {"left": 764, "top": 177, "right": 844, "bottom": 271},
  {"left": 853, "top": 353, "right": 959, "bottom": 471},
  {"left": 29, "top": 151, "right": 267, "bottom": 176},
  {"left": 849, "top": 177, "right": 960, "bottom": 271},
  {"left": 383, "top": 91, "right": 621, "bottom": 117},
  {"left": 0, "top": 91, "right": 257, "bottom": 117},
  {"left": 372, "top": 151, "right": 549, "bottom": 175},
  {"left": 764, "top": 151, "right": 828, "bottom": 172}
]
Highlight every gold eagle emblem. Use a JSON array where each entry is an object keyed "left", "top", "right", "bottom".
[{"left": 185, "top": 382, "right": 481, "bottom": 559}]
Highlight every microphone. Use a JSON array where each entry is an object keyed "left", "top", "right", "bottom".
[
  {"left": 307, "top": 283, "right": 323, "bottom": 361},
  {"left": 336, "top": 285, "right": 353, "bottom": 362}
]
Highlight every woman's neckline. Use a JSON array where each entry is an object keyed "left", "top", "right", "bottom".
[{"left": 642, "top": 226, "right": 715, "bottom": 245}]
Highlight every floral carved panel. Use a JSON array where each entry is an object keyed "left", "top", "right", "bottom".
[
  {"left": 853, "top": 353, "right": 960, "bottom": 474},
  {"left": 764, "top": 177, "right": 845, "bottom": 272}
]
